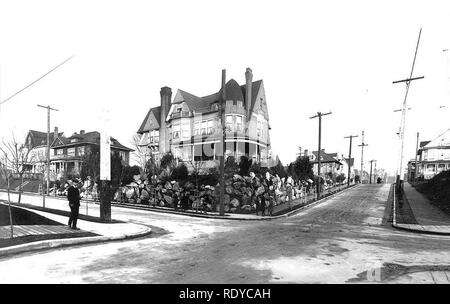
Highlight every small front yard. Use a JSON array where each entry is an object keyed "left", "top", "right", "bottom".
[
  {"left": 414, "top": 170, "right": 450, "bottom": 216},
  {"left": 0, "top": 203, "right": 97, "bottom": 249}
]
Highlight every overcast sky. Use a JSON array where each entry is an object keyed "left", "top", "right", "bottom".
[{"left": 1, "top": 0, "right": 449, "bottom": 175}]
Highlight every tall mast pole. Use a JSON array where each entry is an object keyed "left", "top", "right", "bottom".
[
  {"left": 358, "top": 130, "right": 368, "bottom": 182},
  {"left": 344, "top": 134, "right": 358, "bottom": 187},
  {"left": 219, "top": 69, "right": 226, "bottom": 216}
]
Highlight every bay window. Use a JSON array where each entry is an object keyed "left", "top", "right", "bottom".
[
  {"left": 172, "top": 125, "right": 180, "bottom": 139},
  {"left": 226, "top": 115, "right": 233, "bottom": 131}
]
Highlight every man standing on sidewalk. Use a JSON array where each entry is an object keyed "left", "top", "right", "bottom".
[{"left": 67, "top": 179, "right": 81, "bottom": 230}]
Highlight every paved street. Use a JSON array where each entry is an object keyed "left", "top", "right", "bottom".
[{"left": 0, "top": 184, "right": 449, "bottom": 283}]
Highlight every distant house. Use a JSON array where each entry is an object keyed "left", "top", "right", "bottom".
[
  {"left": 50, "top": 129, "right": 133, "bottom": 178},
  {"left": 24, "top": 128, "right": 64, "bottom": 175},
  {"left": 308, "top": 150, "right": 343, "bottom": 177},
  {"left": 414, "top": 129, "right": 450, "bottom": 180},
  {"left": 337, "top": 156, "right": 355, "bottom": 181}
]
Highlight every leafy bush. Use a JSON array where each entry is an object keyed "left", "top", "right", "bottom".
[
  {"left": 172, "top": 162, "right": 189, "bottom": 180},
  {"left": 416, "top": 170, "right": 450, "bottom": 204},
  {"left": 225, "top": 156, "right": 239, "bottom": 175},
  {"left": 121, "top": 165, "right": 141, "bottom": 185},
  {"left": 239, "top": 156, "right": 252, "bottom": 176}
]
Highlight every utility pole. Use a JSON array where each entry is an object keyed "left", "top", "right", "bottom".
[
  {"left": 219, "top": 69, "right": 226, "bottom": 216},
  {"left": 358, "top": 130, "right": 368, "bottom": 183},
  {"left": 310, "top": 111, "right": 332, "bottom": 199},
  {"left": 392, "top": 28, "right": 424, "bottom": 189},
  {"left": 37, "top": 104, "right": 59, "bottom": 195},
  {"left": 369, "top": 160, "right": 377, "bottom": 184},
  {"left": 344, "top": 134, "right": 358, "bottom": 187},
  {"left": 414, "top": 132, "right": 419, "bottom": 183}
]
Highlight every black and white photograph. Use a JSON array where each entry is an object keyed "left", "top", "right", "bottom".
[{"left": 0, "top": 0, "right": 450, "bottom": 290}]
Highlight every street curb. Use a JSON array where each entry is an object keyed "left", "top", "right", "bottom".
[
  {"left": 109, "top": 184, "right": 358, "bottom": 221},
  {"left": 0, "top": 205, "right": 152, "bottom": 258},
  {"left": 0, "top": 184, "right": 356, "bottom": 221},
  {"left": 0, "top": 227, "right": 152, "bottom": 258},
  {"left": 391, "top": 184, "right": 450, "bottom": 236}
]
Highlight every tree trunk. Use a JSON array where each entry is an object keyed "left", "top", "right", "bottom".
[
  {"left": 99, "top": 180, "right": 111, "bottom": 222},
  {"left": 7, "top": 176, "right": 13, "bottom": 238},
  {"left": 18, "top": 174, "right": 23, "bottom": 204},
  {"left": 7, "top": 175, "right": 11, "bottom": 202},
  {"left": 42, "top": 177, "right": 46, "bottom": 208}
]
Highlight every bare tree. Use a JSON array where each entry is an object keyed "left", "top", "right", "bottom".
[
  {"left": 0, "top": 153, "right": 14, "bottom": 238},
  {"left": 185, "top": 159, "right": 208, "bottom": 189},
  {"left": 28, "top": 147, "right": 48, "bottom": 206},
  {"left": 0, "top": 134, "right": 36, "bottom": 204},
  {"left": 130, "top": 134, "right": 150, "bottom": 172}
]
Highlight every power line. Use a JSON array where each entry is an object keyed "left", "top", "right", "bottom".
[
  {"left": 0, "top": 55, "right": 74, "bottom": 106},
  {"left": 344, "top": 134, "right": 358, "bottom": 187},
  {"left": 392, "top": 28, "right": 424, "bottom": 185},
  {"left": 310, "top": 111, "right": 332, "bottom": 199}
]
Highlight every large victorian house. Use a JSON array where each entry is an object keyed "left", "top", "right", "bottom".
[{"left": 137, "top": 68, "right": 273, "bottom": 168}]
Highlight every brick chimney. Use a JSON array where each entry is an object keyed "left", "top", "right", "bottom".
[
  {"left": 159, "top": 86, "right": 172, "bottom": 154},
  {"left": 245, "top": 68, "right": 253, "bottom": 120},
  {"left": 79, "top": 130, "right": 85, "bottom": 135},
  {"left": 54, "top": 126, "right": 58, "bottom": 140}
]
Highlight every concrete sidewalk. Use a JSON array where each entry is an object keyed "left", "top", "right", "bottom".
[
  {"left": 394, "top": 183, "right": 450, "bottom": 235},
  {"left": 0, "top": 184, "right": 356, "bottom": 221},
  {"left": 0, "top": 203, "right": 152, "bottom": 257}
]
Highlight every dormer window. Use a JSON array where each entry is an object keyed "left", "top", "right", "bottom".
[{"left": 70, "top": 138, "right": 78, "bottom": 143}]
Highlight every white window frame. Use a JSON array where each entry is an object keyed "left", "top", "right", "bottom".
[
  {"left": 194, "top": 122, "right": 201, "bottom": 136},
  {"left": 172, "top": 124, "right": 180, "bottom": 139},
  {"left": 207, "top": 120, "right": 214, "bottom": 135},
  {"left": 67, "top": 147, "right": 76, "bottom": 157},
  {"left": 78, "top": 146, "right": 85, "bottom": 156},
  {"left": 201, "top": 121, "right": 207, "bottom": 136},
  {"left": 182, "top": 122, "right": 190, "bottom": 139},
  {"left": 235, "top": 115, "right": 243, "bottom": 132},
  {"left": 226, "top": 115, "right": 234, "bottom": 131}
]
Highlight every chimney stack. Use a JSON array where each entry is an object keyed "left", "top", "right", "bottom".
[
  {"left": 80, "top": 130, "right": 85, "bottom": 135},
  {"left": 245, "top": 68, "right": 253, "bottom": 120},
  {"left": 159, "top": 86, "right": 172, "bottom": 154},
  {"left": 54, "top": 127, "right": 58, "bottom": 141},
  {"left": 304, "top": 149, "right": 309, "bottom": 157}
]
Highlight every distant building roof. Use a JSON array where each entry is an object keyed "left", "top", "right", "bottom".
[
  {"left": 137, "top": 106, "right": 161, "bottom": 134},
  {"left": 51, "top": 131, "right": 133, "bottom": 152},
  {"left": 27, "top": 130, "right": 63, "bottom": 148},
  {"left": 345, "top": 157, "right": 355, "bottom": 167},
  {"left": 310, "top": 150, "right": 342, "bottom": 164},
  {"left": 420, "top": 140, "right": 431, "bottom": 148},
  {"left": 174, "top": 79, "right": 263, "bottom": 114}
]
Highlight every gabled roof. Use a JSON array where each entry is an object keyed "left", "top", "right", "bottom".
[
  {"left": 173, "top": 79, "right": 263, "bottom": 115},
  {"left": 176, "top": 90, "right": 200, "bottom": 105},
  {"left": 241, "top": 80, "right": 263, "bottom": 116},
  {"left": 345, "top": 157, "right": 355, "bottom": 167},
  {"left": 218, "top": 79, "right": 244, "bottom": 102},
  {"left": 51, "top": 131, "right": 133, "bottom": 152},
  {"left": 422, "top": 129, "right": 450, "bottom": 149},
  {"left": 310, "top": 150, "right": 342, "bottom": 164},
  {"left": 420, "top": 140, "right": 431, "bottom": 148},
  {"left": 27, "top": 130, "right": 64, "bottom": 148},
  {"left": 137, "top": 106, "right": 161, "bottom": 134}
]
